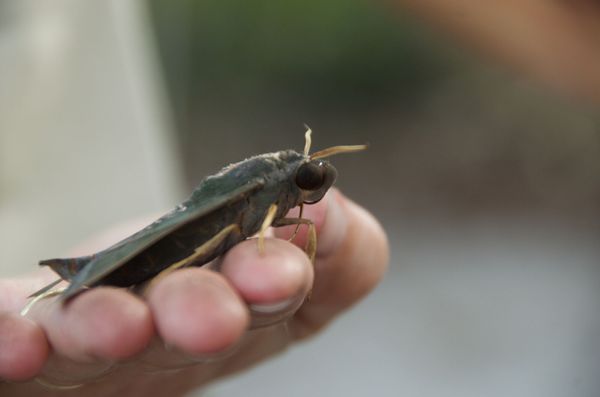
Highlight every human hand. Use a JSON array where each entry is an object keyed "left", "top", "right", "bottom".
[
  {"left": 395, "top": 0, "right": 600, "bottom": 103},
  {"left": 0, "top": 189, "right": 388, "bottom": 397}
]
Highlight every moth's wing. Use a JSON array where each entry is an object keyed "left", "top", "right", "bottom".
[{"left": 61, "top": 179, "right": 264, "bottom": 300}]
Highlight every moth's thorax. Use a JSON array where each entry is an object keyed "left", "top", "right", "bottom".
[
  {"left": 252, "top": 150, "right": 307, "bottom": 213},
  {"left": 205, "top": 149, "right": 303, "bottom": 234},
  {"left": 213, "top": 149, "right": 305, "bottom": 178}
]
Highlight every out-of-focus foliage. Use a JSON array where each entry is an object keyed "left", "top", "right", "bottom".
[
  {"left": 148, "top": 0, "right": 600, "bottom": 217},
  {"left": 149, "top": 0, "right": 445, "bottom": 112}
]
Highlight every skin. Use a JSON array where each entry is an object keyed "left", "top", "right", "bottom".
[
  {"left": 395, "top": 0, "right": 600, "bottom": 104},
  {"left": 0, "top": 189, "right": 389, "bottom": 396}
]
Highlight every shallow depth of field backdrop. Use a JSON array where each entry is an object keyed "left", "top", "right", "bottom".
[
  {"left": 1, "top": 1, "right": 599, "bottom": 396},
  {"left": 148, "top": 2, "right": 600, "bottom": 397}
]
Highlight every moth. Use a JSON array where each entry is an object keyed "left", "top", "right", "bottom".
[{"left": 28, "top": 129, "right": 366, "bottom": 303}]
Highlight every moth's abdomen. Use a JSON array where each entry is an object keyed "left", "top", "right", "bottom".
[{"left": 93, "top": 198, "right": 255, "bottom": 288}]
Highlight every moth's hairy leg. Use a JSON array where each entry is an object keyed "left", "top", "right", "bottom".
[
  {"left": 273, "top": 218, "right": 316, "bottom": 263},
  {"left": 258, "top": 204, "right": 278, "bottom": 255}
]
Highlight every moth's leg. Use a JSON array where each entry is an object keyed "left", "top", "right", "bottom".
[
  {"left": 258, "top": 204, "right": 278, "bottom": 255},
  {"left": 141, "top": 223, "right": 241, "bottom": 294},
  {"left": 273, "top": 217, "right": 317, "bottom": 301},
  {"left": 272, "top": 218, "right": 316, "bottom": 263},
  {"left": 287, "top": 203, "right": 304, "bottom": 243}
]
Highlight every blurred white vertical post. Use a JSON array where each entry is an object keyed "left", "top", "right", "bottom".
[{"left": 0, "top": 0, "right": 184, "bottom": 275}]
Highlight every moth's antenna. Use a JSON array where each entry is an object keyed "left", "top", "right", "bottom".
[
  {"left": 303, "top": 124, "right": 312, "bottom": 156},
  {"left": 310, "top": 144, "right": 367, "bottom": 160}
]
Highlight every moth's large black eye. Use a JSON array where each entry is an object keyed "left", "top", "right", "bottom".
[{"left": 295, "top": 161, "right": 325, "bottom": 190}]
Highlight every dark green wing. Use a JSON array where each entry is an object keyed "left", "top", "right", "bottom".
[{"left": 61, "top": 179, "right": 264, "bottom": 299}]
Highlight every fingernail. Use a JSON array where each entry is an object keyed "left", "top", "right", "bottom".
[
  {"left": 250, "top": 297, "right": 297, "bottom": 314},
  {"left": 140, "top": 337, "right": 243, "bottom": 371},
  {"left": 249, "top": 292, "right": 307, "bottom": 329},
  {"left": 35, "top": 353, "right": 115, "bottom": 387}
]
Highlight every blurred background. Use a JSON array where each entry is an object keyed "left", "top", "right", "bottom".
[{"left": 2, "top": 1, "right": 600, "bottom": 396}]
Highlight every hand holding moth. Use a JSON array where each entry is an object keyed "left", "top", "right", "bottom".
[{"left": 0, "top": 189, "right": 388, "bottom": 396}]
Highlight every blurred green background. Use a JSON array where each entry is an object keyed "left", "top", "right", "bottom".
[
  {"left": 151, "top": 0, "right": 444, "bottom": 113},
  {"left": 149, "top": 0, "right": 600, "bottom": 221}
]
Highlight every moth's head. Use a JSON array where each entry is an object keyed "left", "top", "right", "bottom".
[
  {"left": 294, "top": 126, "right": 366, "bottom": 204},
  {"left": 294, "top": 159, "right": 338, "bottom": 204}
]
